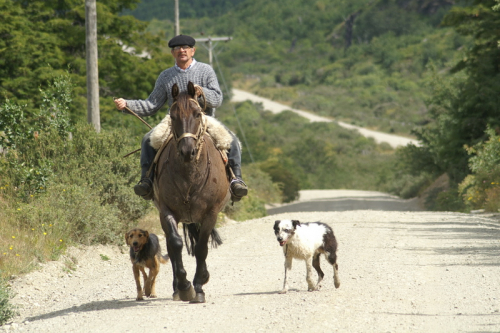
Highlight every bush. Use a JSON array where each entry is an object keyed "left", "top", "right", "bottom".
[
  {"left": 14, "top": 184, "right": 127, "bottom": 245},
  {"left": 0, "top": 75, "right": 149, "bottom": 280},
  {"left": 223, "top": 166, "right": 281, "bottom": 221},
  {"left": 258, "top": 158, "right": 300, "bottom": 203},
  {"left": 458, "top": 127, "right": 500, "bottom": 212},
  {"left": 431, "top": 187, "right": 465, "bottom": 212},
  {"left": 0, "top": 279, "right": 17, "bottom": 326}
]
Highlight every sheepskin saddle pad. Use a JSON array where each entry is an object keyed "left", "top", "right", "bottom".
[{"left": 150, "top": 114, "right": 233, "bottom": 152}]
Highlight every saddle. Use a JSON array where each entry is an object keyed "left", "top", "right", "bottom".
[
  {"left": 150, "top": 114, "right": 235, "bottom": 153},
  {"left": 148, "top": 114, "right": 239, "bottom": 181}
]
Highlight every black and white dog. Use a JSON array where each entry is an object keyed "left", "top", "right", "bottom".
[{"left": 273, "top": 219, "right": 340, "bottom": 293}]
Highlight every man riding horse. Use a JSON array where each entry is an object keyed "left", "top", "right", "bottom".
[{"left": 114, "top": 34, "right": 247, "bottom": 202}]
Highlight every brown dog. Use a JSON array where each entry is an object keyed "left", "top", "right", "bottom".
[{"left": 125, "top": 228, "right": 169, "bottom": 301}]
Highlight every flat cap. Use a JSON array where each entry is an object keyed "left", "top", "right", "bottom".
[{"left": 168, "top": 35, "right": 196, "bottom": 48}]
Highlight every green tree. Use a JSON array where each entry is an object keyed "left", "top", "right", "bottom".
[
  {"left": 0, "top": 0, "right": 172, "bottom": 132},
  {"left": 407, "top": 0, "right": 500, "bottom": 183}
]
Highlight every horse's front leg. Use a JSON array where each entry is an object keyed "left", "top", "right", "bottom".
[
  {"left": 160, "top": 210, "right": 195, "bottom": 302},
  {"left": 190, "top": 220, "right": 216, "bottom": 303}
]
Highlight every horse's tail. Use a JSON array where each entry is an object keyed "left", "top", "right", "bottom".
[{"left": 183, "top": 223, "right": 223, "bottom": 256}]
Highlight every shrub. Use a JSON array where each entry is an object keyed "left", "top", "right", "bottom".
[
  {"left": 258, "top": 158, "right": 300, "bottom": 203},
  {"left": 0, "top": 279, "right": 17, "bottom": 326},
  {"left": 458, "top": 127, "right": 500, "bottom": 211},
  {"left": 0, "top": 100, "right": 31, "bottom": 150},
  {"left": 223, "top": 166, "right": 281, "bottom": 221}
]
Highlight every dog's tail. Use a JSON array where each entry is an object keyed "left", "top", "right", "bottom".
[{"left": 183, "top": 223, "right": 223, "bottom": 256}]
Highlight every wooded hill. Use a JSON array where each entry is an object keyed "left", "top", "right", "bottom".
[
  {"left": 129, "top": 0, "right": 500, "bottom": 212},
  {"left": 130, "top": 0, "right": 464, "bottom": 135},
  {"left": 1, "top": 0, "right": 500, "bottom": 213}
]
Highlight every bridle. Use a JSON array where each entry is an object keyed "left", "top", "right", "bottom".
[{"left": 170, "top": 97, "right": 208, "bottom": 162}]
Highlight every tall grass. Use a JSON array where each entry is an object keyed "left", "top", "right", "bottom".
[{"left": 0, "top": 122, "right": 150, "bottom": 278}]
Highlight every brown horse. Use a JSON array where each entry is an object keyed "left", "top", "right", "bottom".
[{"left": 153, "top": 81, "right": 230, "bottom": 303}]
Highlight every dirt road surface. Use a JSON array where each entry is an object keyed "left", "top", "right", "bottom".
[
  {"left": 231, "top": 89, "right": 419, "bottom": 148},
  {"left": 3, "top": 190, "right": 500, "bottom": 332}
]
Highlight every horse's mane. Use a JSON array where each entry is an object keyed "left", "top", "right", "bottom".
[{"left": 171, "top": 92, "right": 197, "bottom": 118}]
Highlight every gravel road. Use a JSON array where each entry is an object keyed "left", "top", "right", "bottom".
[
  {"left": 4, "top": 190, "right": 500, "bottom": 332},
  {"left": 231, "top": 89, "right": 419, "bottom": 148}
]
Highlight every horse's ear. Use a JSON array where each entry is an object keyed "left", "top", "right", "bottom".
[
  {"left": 187, "top": 81, "right": 196, "bottom": 98},
  {"left": 172, "top": 83, "right": 179, "bottom": 99}
]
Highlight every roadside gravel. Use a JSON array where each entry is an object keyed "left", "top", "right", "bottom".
[{"left": 3, "top": 190, "right": 500, "bottom": 332}]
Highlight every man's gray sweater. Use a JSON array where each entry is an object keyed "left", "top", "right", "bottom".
[{"left": 125, "top": 61, "right": 223, "bottom": 117}]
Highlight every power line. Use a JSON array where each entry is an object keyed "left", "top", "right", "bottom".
[{"left": 196, "top": 37, "right": 232, "bottom": 68}]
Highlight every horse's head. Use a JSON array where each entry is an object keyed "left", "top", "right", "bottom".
[{"left": 170, "top": 82, "right": 205, "bottom": 163}]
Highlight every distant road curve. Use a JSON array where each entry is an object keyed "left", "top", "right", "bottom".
[{"left": 231, "top": 88, "right": 419, "bottom": 148}]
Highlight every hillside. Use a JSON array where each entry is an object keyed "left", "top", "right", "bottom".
[{"left": 128, "top": 0, "right": 468, "bottom": 136}]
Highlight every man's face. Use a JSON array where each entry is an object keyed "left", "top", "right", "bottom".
[{"left": 171, "top": 45, "right": 196, "bottom": 64}]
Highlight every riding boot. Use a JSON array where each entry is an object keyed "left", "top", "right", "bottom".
[
  {"left": 228, "top": 132, "right": 248, "bottom": 202},
  {"left": 134, "top": 130, "right": 156, "bottom": 200}
]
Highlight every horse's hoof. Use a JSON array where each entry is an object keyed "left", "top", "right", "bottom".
[
  {"left": 172, "top": 291, "right": 181, "bottom": 301},
  {"left": 178, "top": 284, "right": 196, "bottom": 302},
  {"left": 189, "top": 293, "right": 206, "bottom": 304}
]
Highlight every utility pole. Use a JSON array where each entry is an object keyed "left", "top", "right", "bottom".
[
  {"left": 174, "top": 0, "right": 180, "bottom": 35},
  {"left": 195, "top": 36, "right": 232, "bottom": 67},
  {"left": 85, "top": 0, "right": 100, "bottom": 132}
]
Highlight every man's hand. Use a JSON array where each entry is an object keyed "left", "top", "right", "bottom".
[
  {"left": 193, "top": 84, "right": 203, "bottom": 98},
  {"left": 114, "top": 98, "right": 127, "bottom": 110}
]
